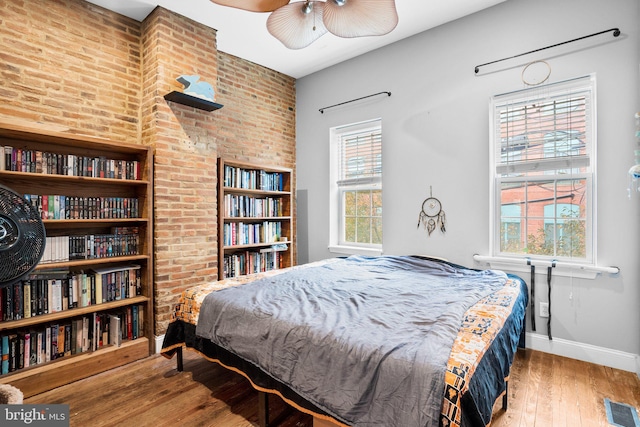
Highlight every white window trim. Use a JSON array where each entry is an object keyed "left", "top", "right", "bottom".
[
  {"left": 329, "top": 118, "right": 383, "bottom": 256},
  {"left": 484, "top": 74, "right": 615, "bottom": 278}
]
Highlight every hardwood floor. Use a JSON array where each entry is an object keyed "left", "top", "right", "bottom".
[{"left": 25, "top": 348, "right": 640, "bottom": 427}]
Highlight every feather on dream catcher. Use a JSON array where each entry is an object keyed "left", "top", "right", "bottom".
[{"left": 417, "top": 187, "right": 446, "bottom": 236}]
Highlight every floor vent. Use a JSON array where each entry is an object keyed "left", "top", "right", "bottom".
[{"left": 605, "top": 398, "right": 640, "bottom": 427}]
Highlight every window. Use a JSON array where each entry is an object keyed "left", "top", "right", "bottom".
[
  {"left": 330, "top": 119, "right": 382, "bottom": 254},
  {"left": 490, "top": 75, "right": 595, "bottom": 263}
]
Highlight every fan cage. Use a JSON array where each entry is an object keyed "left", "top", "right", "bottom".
[{"left": 0, "top": 185, "right": 46, "bottom": 287}]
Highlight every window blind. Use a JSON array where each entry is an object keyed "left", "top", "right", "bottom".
[
  {"left": 338, "top": 129, "right": 382, "bottom": 187},
  {"left": 494, "top": 77, "right": 593, "bottom": 177}
]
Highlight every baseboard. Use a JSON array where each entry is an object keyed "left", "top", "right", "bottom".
[
  {"left": 154, "top": 334, "right": 165, "bottom": 354},
  {"left": 526, "top": 332, "right": 639, "bottom": 374}
]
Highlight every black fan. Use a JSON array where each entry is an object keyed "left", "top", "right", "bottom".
[{"left": 0, "top": 185, "right": 46, "bottom": 287}]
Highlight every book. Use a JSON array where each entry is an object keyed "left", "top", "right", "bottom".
[
  {"left": 57, "top": 324, "right": 65, "bottom": 359},
  {"left": 73, "top": 318, "right": 82, "bottom": 355},
  {"left": 1, "top": 335, "right": 9, "bottom": 374},
  {"left": 29, "top": 331, "right": 38, "bottom": 366},
  {"left": 23, "top": 280, "right": 31, "bottom": 318},
  {"left": 132, "top": 305, "right": 138, "bottom": 340},
  {"left": 64, "top": 324, "right": 72, "bottom": 357},
  {"left": 8, "top": 334, "right": 17, "bottom": 372},
  {"left": 50, "top": 279, "right": 63, "bottom": 313},
  {"left": 45, "top": 327, "right": 51, "bottom": 363},
  {"left": 82, "top": 317, "right": 89, "bottom": 352},
  {"left": 109, "top": 314, "right": 121, "bottom": 347},
  {"left": 37, "top": 331, "right": 44, "bottom": 365},
  {"left": 17, "top": 333, "right": 24, "bottom": 370},
  {"left": 23, "top": 333, "right": 30, "bottom": 368},
  {"left": 13, "top": 283, "right": 23, "bottom": 320},
  {"left": 101, "top": 314, "right": 108, "bottom": 348},
  {"left": 138, "top": 305, "right": 144, "bottom": 338},
  {"left": 126, "top": 306, "right": 133, "bottom": 340},
  {"left": 50, "top": 325, "right": 58, "bottom": 360},
  {"left": 2, "top": 146, "right": 11, "bottom": 170}
]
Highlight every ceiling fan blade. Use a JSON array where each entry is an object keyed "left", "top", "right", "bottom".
[
  {"left": 210, "top": 0, "right": 291, "bottom": 12},
  {"left": 267, "top": 1, "right": 328, "bottom": 49},
  {"left": 323, "top": 0, "right": 398, "bottom": 38}
]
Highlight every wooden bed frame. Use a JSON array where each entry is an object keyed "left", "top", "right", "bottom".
[{"left": 172, "top": 345, "right": 511, "bottom": 427}]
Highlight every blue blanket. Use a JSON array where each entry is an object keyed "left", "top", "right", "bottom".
[{"left": 196, "top": 255, "right": 509, "bottom": 427}]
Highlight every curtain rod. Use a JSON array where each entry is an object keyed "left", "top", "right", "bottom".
[
  {"left": 474, "top": 27, "right": 621, "bottom": 74},
  {"left": 319, "top": 91, "right": 391, "bottom": 114}
]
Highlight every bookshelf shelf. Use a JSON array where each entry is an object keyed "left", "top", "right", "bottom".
[
  {"left": 0, "top": 296, "right": 150, "bottom": 332},
  {"left": 33, "top": 255, "right": 150, "bottom": 271},
  {"left": 0, "top": 170, "right": 150, "bottom": 186},
  {"left": 3, "top": 337, "right": 149, "bottom": 398},
  {"left": 218, "top": 158, "right": 293, "bottom": 279},
  {"left": 0, "top": 122, "right": 154, "bottom": 397},
  {"left": 223, "top": 216, "right": 292, "bottom": 222}
]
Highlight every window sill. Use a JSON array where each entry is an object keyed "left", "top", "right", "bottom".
[
  {"left": 328, "top": 245, "right": 382, "bottom": 257},
  {"left": 473, "top": 254, "right": 619, "bottom": 280}
]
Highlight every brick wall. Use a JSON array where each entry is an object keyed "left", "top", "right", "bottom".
[
  {"left": 140, "top": 7, "right": 221, "bottom": 334},
  {"left": 216, "top": 50, "right": 297, "bottom": 266},
  {"left": 0, "top": 0, "right": 141, "bottom": 140},
  {"left": 0, "top": 0, "right": 296, "bottom": 337}
]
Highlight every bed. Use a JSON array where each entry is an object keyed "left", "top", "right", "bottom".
[{"left": 160, "top": 255, "right": 528, "bottom": 427}]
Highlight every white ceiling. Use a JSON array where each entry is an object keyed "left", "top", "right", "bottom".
[{"left": 87, "top": 0, "right": 506, "bottom": 79}]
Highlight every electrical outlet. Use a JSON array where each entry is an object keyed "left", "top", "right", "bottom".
[{"left": 539, "top": 302, "right": 549, "bottom": 318}]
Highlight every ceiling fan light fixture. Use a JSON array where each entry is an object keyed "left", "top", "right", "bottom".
[
  {"left": 323, "top": 0, "right": 398, "bottom": 38},
  {"left": 210, "top": 0, "right": 291, "bottom": 13},
  {"left": 301, "top": 1, "right": 313, "bottom": 14},
  {"left": 267, "top": 1, "right": 328, "bottom": 49}
]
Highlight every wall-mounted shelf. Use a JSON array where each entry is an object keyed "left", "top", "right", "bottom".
[{"left": 164, "top": 91, "right": 223, "bottom": 112}]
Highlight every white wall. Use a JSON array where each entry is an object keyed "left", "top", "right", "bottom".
[{"left": 296, "top": 0, "right": 640, "bottom": 367}]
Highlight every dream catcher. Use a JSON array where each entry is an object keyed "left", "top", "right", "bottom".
[{"left": 417, "top": 187, "right": 446, "bottom": 236}]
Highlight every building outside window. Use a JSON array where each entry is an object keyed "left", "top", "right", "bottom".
[
  {"left": 490, "top": 75, "right": 595, "bottom": 263},
  {"left": 329, "top": 119, "right": 382, "bottom": 254}
]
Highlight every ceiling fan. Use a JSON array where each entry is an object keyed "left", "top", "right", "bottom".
[{"left": 210, "top": 0, "right": 399, "bottom": 49}]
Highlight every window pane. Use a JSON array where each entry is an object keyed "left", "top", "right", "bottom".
[
  {"left": 341, "top": 189, "right": 382, "bottom": 246},
  {"left": 499, "top": 178, "right": 587, "bottom": 257},
  {"left": 344, "top": 217, "right": 356, "bottom": 242},
  {"left": 372, "top": 190, "right": 382, "bottom": 215},
  {"left": 523, "top": 180, "right": 554, "bottom": 218},
  {"left": 356, "top": 191, "right": 371, "bottom": 216},
  {"left": 500, "top": 204, "right": 523, "bottom": 252},
  {"left": 372, "top": 217, "right": 383, "bottom": 245},
  {"left": 500, "top": 221, "right": 524, "bottom": 253},
  {"left": 556, "top": 219, "right": 586, "bottom": 257},
  {"left": 356, "top": 217, "right": 371, "bottom": 244},
  {"left": 344, "top": 191, "right": 356, "bottom": 216},
  {"left": 340, "top": 131, "right": 382, "bottom": 180},
  {"left": 496, "top": 87, "right": 592, "bottom": 178}
]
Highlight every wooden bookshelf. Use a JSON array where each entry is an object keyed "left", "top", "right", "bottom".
[
  {"left": 0, "top": 122, "right": 153, "bottom": 397},
  {"left": 218, "top": 158, "right": 293, "bottom": 279}
]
